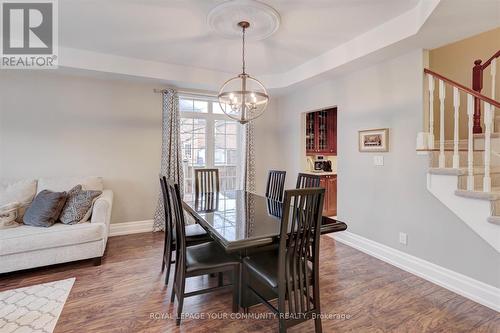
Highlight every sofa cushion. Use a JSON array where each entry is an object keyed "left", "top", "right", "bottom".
[
  {"left": 0, "top": 222, "right": 106, "bottom": 256},
  {"left": 0, "top": 179, "right": 37, "bottom": 220},
  {"left": 37, "top": 176, "right": 103, "bottom": 193},
  {"left": 23, "top": 190, "right": 68, "bottom": 227},
  {"left": 60, "top": 185, "right": 102, "bottom": 225}
]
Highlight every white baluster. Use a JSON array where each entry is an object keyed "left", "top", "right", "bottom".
[
  {"left": 483, "top": 102, "right": 493, "bottom": 192},
  {"left": 453, "top": 87, "right": 460, "bottom": 168},
  {"left": 491, "top": 58, "right": 496, "bottom": 101},
  {"left": 491, "top": 59, "right": 496, "bottom": 131},
  {"left": 467, "top": 94, "right": 474, "bottom": 190},
  {"left": 439, "top": 79, "right": 445, "bottom": 168},
  {"left": 428, "top": 74, "right": 435, "bottom": 149}
]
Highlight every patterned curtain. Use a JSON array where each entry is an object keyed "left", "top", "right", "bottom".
[
  {"left": 153, "top": 89, "right": 183, "bottom": 231},
  {"left": 241, "top": 122, "right": 256, "bottom": 193}
]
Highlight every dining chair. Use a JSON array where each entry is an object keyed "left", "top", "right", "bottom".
[
  {"left": 159, "top": 176, "right": 211, "bottom": 286},
  {"left": 166, "top": 180, "right": 240, "bottom": 325},
  {"left": 194, "top": 168, "right": 220, "bottom": 196},
  {"left": 242, "top": 187, "right": 325, "bottom": 333},
  {"left": 296, "top": 173, "right": 321, "bottom": 189},
  {"left": 194, "top": 192, "right": 219, "bottom": 212},
  {"left": 265, "top": 170, "right": 286, "bottom": 201}
]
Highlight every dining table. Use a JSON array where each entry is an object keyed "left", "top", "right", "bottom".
[{"left": 183, "top": 190, "right": 348, "bottom": 307}]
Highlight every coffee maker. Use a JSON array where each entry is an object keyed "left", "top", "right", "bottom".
[{"left": 313, "top": 155, "right": 332, "bottom": 172}]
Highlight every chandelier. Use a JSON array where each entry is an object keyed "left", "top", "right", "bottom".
[{"left": 218, "top": 21, "right": 269, "bottom": 124}]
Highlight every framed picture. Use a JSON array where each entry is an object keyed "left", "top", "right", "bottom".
[{"left": 358, "top": 128, "right": 389, "bottom": 152}]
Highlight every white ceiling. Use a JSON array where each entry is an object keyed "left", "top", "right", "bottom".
[
  {"left": 56, "top": 0, "right": 500, "bottom": 91},
  {"left": 60, "top": 0, "right": 420, "bottom": 75}
]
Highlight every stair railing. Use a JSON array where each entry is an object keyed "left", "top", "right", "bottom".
[
  {"left": 472, "top": 50, "right": 499, "bottom": 133},
  {"left": 424, "top": 68, "right": 500, "bottom": 192}
]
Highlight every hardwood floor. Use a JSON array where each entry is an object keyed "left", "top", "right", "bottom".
[{"left": 1, "top": 233, "right": 498, "bottom": 333}]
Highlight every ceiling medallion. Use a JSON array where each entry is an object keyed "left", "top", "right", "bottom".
[{"left": 207, "top": 0, "right": 280, "bottom": 41}]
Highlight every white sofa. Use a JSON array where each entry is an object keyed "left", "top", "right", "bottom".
[{"left": 0, "top": 177, "right": 113, "bottom": 273}]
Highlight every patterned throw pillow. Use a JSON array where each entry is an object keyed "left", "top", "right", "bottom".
[{"left": 59, "top": 185, "right": 102, "bottom": 225}]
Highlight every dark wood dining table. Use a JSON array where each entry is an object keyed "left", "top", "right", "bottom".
[{"left": 183, "top": 190, "right": 348, "bottom": 308}]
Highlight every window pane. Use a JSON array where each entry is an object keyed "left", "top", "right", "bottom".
[
  {"left": 213, "top": 119, "right": 240, "bottom": 191},
  {"left": 181, "top": 117, "right": 207, "bottom": 198},
  {"left": 193, "top": 135, "right": 206, "bottom": 149},
  {"left": 227, "top": 150, "right": 237, "bottom": 164},
  {"left": 226, "top": 134, "right": 237, "bottom": 149},
  {"left": 213, "top": 102, "right": 225, "bottom": 114},
  {"left": 193, "top": 149, "right": 206, "bottom": 165},
  {"left": 215, "top": 135, "right": 225, "bottom": 149},
  {"left": 180, "top": 99, "right": 193, "bottom": 112},
  {"left": 193, "top": 100, "right": 208, "bottom": 113},
  {"left": 226, "top": 122, "right": 237, "bottom": 135},
  {"left": 180, "top": 98, "right": 208, "bottom": 113},
  {"left": 215, "top": 121, "right": 225, "bottom": 135},
  {"left": 192, "top": 119, "right": 206, "bottom": 134},
  {"left": 215, "top": 148, "right": 225, "bottom": 164}
]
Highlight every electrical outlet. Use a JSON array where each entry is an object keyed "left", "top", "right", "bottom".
[
  {"left": 399, "top": 232, "right": 408, "bottom": 246},
  {"left": 373, "top": 155, "right": 384, "bottom": 166}
]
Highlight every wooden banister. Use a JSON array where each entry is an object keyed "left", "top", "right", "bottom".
[
  {"left": 482, "top": 50, "right": 500, "bottom": 69},
  {"left": 424, "top": 68, "right": 500, "bottom": 108}
]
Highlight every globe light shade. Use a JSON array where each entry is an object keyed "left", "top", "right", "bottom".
[{"left": 218, "top": 73, "right": 269, "bottom": 124}]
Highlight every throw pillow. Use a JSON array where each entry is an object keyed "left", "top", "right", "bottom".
[
  {"left": 0, "top": 202, "right": 20, "bottom": 229},
  {"left": 23, "top": 190, "right": 68, "bottom": 227},
  {"left": 0, "top": 179, "right": 37, "bottom": 221},
  {"left": 59, "top": 185, "right": 102, "bottom": 225}
]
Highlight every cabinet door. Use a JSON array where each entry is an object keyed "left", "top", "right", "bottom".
[
  {"left": 306, "top": 112, "right": 316, "bottom": 155},
  {"left": 328, "top": 109, "right": 337, "bottom": 155},
  {"left": 317, "top": 109, "right": 337, "bottom": 155},
  {"left": 319, "top": 177, "right": 328, "bottom": 215},
  {"left": 328, "top": 176, "right": 337, "bottom": 216},
  {"left": 317, "top": 110, "right": 329, "bottom": 153}
]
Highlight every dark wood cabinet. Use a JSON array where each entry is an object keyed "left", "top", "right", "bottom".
[
  {"left": 319, "top": 174, "right": 337, "bottom": 216},
  {"left": 306, "top": 108, "right": 337, "bottom": 156}
]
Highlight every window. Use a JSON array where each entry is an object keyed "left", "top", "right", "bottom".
[{"left": 180, "top": 95, "right": 243, "bottom": 199}]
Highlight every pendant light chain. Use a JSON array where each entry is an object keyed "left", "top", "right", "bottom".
[{"left": 242, "top": 25, "right": 246, "bottom": 74}]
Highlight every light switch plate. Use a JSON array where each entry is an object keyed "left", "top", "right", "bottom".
[{"left": 374, "top": 155, "right": 384, "bottom": 166}]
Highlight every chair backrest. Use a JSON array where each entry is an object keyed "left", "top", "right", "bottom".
[
  {"left": 195, "top": 168, "right": 220, "bottom": 196},
  {"left": 195, "top": 192, "right": 219, "bottom": 212},
  {"left": 166, "top": 180, "right": 187, "bottom": 266},
  {"left": 278, "top": 187, "right": 325, "bottom": 317},
  {"left": 296, "top": 173, "right": 320, "bottom": 189},
  {"left": 265, "top": 170, "right": 286, "bottom": 201},
  {"left": 159, "top": 175, "right": 174, "bottom": 237}
]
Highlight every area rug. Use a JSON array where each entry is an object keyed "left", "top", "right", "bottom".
[{"left": 0, "top": 278, "right": 75, "bottom": 333}]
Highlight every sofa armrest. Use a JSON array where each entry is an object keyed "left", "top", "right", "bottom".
[{"left": 91, "top": 190, "right": 113, "bottom": 229}]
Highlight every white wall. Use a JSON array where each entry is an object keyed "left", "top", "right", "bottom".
[
  {"left": 259, "top": 49, "right": 500, "bottom": 288},
  {"left": 0, "top": 71, "right": 162, "bottom": 224},
  {"left": 253, "top": 99, "right": 282, "bottom": 195}
]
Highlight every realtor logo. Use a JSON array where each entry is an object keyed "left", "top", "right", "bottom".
[{"left": 1, "top": 0, "right": 58, "bottom": 68}]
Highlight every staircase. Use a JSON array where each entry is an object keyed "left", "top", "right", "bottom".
[{"left": 418, "top": 50, "right": 500, "bottom": 252}]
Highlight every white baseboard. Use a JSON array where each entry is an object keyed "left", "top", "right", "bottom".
[
  {"left": 109, "top": 219, "right": 154, "bottom": 237},
  {"left": 329, "top": 231, "right": 500, "bottom": 312}
]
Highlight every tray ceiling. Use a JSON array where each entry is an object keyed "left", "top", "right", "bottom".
[{"left": 60, "top": 0, "right": 420, "bottom": 75}]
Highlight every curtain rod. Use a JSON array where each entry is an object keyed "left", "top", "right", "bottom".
[{"left": 153, "top": 88, "right": 217, "bottom": 98}]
